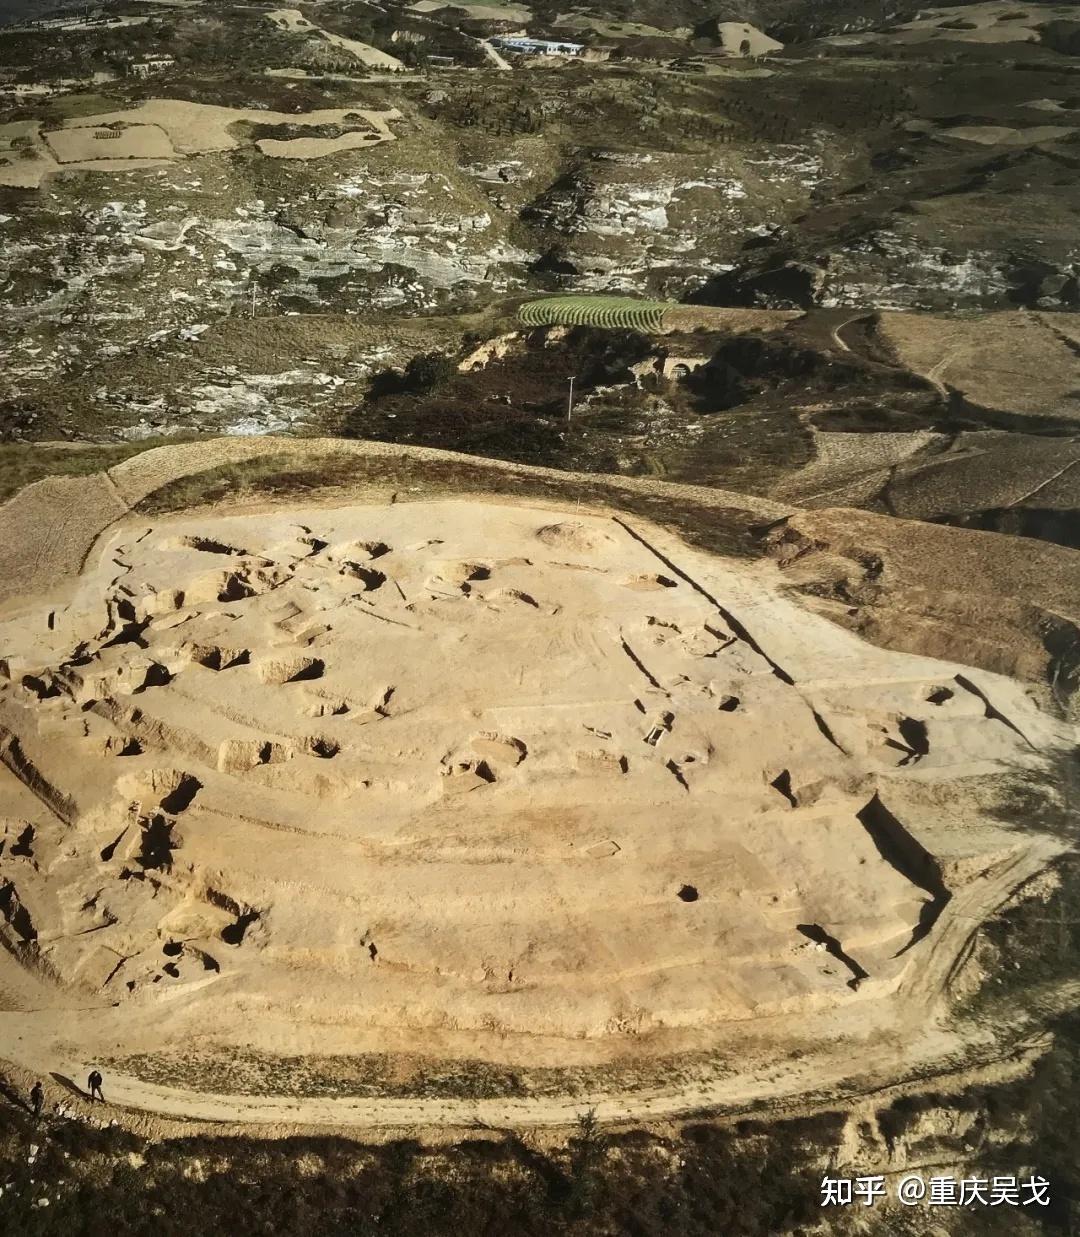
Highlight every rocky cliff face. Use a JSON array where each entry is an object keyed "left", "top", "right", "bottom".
[{"left": 0, "top": 118, "right": 532, "bottom": 434}]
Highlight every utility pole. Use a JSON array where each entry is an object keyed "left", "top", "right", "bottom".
[{"left": 567, "top": 375, "right": 576, "bottom": 423}]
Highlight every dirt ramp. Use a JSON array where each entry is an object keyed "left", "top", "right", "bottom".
[
  {"left": 0, "top": 473, "right": 128, "bottom": 608},
  {"left": 107, "top": 438, "right": 292, "bottom": 507}
]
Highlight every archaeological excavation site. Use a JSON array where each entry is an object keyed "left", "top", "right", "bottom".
[
  {"left": 2, "top": 0, "right": 1080, "bottom": 1228},
  {"left": 0, "top": 437, "right": 1073, "bottom": 1151}
]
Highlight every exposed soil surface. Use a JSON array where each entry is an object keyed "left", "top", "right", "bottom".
[{"left": 0, "top": 454, "right": 1072, "bottom": 1134}]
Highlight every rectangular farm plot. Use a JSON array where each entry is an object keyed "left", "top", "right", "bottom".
[
  {"left": 256, "top": 131, "right": 385, "bottom": 160},
  {"left": 46, "top": 124, "right": 176, "bottom": 164}
]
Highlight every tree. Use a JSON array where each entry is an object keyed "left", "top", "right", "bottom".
[
  {"left": 402, "top": 352, "right": 455, "bottom": 393},
  {"left": 369, "top": 351, "right": 455, "bottom": 399},
  {"left": 565, "top": 1108, "right": 609, "bottom": 1217}
]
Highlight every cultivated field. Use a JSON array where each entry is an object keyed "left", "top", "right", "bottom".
[
  {"left": 266, "top": 7, "right": 407, "bottom": 71},
  {"left": 0, "top": 97, "right": 402, "bottom": 186},
  {"left": 44, "top": 122, "right": 175, "bottom": 162},
  {"left": 518, "top": 296, "right": 800, "bottom": 335},
  {"left": 519, "top": 296, "right": 675, "bottom": 332}
]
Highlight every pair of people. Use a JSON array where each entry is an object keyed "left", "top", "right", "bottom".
[{"left": 27, "top": 1069, "right": 104, "bottom": 1119}]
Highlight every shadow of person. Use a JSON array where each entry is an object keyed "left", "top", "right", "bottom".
[
  {"left": 0, "top": 1078, "right": 31, "bottom": 1113},
  {"left": 50, "top": 1072, "right": 87, "bottom": 1100}
]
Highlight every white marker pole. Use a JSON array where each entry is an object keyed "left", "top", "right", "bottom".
[{"left": 567, "top": 375, "right": 575, "bottom": 423}]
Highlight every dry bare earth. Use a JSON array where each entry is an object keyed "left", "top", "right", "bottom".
[
  {"left": 0, "top": 98, "right": 401, "bottom": 188},
  {"left": 0, "top": 440, "right": 1074, "bottom": 1131},
  {"left": 265, "top": 8, "right": 407, "bottom": 71},
  {"left": 826, "top": 0, "right": 1078, "bottom": 46},
  {"left": 876, "top": 311, "right": 1080, "bottom": 422}
]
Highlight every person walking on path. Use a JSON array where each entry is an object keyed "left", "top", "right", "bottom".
[
  {"left": 30, "top": 1081, "right": 43, "bottom": 1119},
  {"left": 87, "top": 1070, "right": 104, "bottom": 1103}
]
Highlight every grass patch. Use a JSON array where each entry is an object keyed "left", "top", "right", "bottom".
[
  {"left": 102, "top": 1040, "right": 737, "bottom": 1103},
  {"left": 133, "top": 448, "right": 770, "bottom": 561},
  {"left": 30, "top": 91, "right": 130, "bottom": 120},
  {"left": 0, "top": 440, "right": 192, "bottom": 505}
]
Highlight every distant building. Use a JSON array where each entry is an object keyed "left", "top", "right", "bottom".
[
  {"left": 490, "top": 37, "right": 584, "bottom": 57},
  {"left": 126, "top": 55, "right": 175, "bottom": 79}
]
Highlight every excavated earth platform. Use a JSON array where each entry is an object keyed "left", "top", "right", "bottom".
[{"left": 0, "top": 445, "right": 1073, "bottom": 1131}]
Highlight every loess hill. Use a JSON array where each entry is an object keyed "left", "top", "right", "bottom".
[{"left": 0, "top": 487, "right": 1070, "bottom": 1120}]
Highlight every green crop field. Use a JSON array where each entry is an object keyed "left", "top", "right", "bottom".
[{"left": 518, "top": 296, "right": 673, "bottom": 332}]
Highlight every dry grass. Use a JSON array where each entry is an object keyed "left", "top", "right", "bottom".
[
  {"left": 104, "top": 1042, "right": 727, "bottom": 1102},
  {"left": 0, "top": 1087, "right": 847, "bottom": 1236},
  {"left": 0, "top": 441, "right": 187, "bottom": 505},
  {"left": 132, "top": 449, "right": 770, "bottom": 560}
]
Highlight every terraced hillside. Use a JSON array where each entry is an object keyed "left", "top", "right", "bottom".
[{"left": 519, "top": 295, "right": 673, "bottom": 331}]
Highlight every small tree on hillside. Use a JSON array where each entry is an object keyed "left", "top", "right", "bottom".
[{"left": 566, "top": 1107, "right": 609, "bottom": 1218}]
